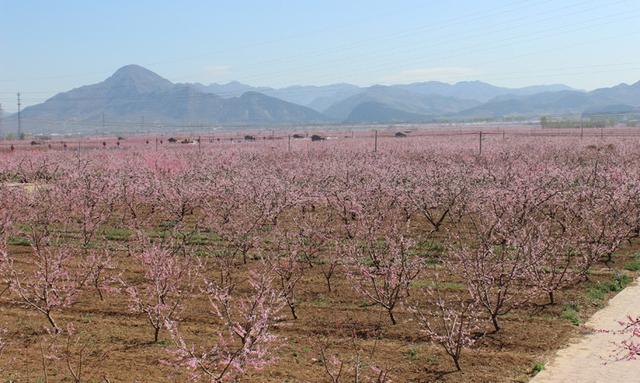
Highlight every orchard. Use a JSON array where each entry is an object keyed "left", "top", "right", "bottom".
[{"left": 0, "top": 132, "right": 639, "bottom": 382}]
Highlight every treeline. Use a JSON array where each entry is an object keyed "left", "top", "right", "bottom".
[{"left": 540, "top": 116, "right": 618, "bottom": 129}]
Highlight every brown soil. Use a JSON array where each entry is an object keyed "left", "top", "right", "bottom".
[{"left": 0, "top": 240, "right": 637, "bottom": 383}]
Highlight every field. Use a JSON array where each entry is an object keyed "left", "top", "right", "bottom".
[{"left": 1, "top": 129, "right": 639, "bottom": 382}]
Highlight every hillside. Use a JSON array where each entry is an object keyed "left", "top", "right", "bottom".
[
  {"left": 456, "top": 84, "right": 640, "bottom": 119},
  {"left": 4, "top": 65, "right": 640, "bottom": 133},
  {"left": 324, "top": 85, "right": 479, "bottom": 121},
  {"left": 4, "top": 65, "right": 326, "bottom": 134}
]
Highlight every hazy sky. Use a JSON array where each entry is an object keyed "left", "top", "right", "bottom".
[{"left": 1, "top": 0, "right": 639, "bottom": 111}]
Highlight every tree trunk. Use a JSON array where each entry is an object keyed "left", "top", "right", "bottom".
[
  {"left": 95, "top": 278, "right": 104, "bottom": 301},
  {"left": 46, "top": 312, "right": 59, "bottom": 333},
  {"left": 388, "top": 309, "right": 397, "bottom": 325},
  {"left": 325, "top": 276, "right": 332, "bottom": 293},
  {"left": 289, "top": 304, "right": 298, "bottom": 320},
  {"left": 491, "top": 315, "right": 500, "bottom": 333}
]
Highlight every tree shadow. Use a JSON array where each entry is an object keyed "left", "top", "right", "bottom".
[{"left": 422, "top": 366, "right": 459, "bottom": 381}]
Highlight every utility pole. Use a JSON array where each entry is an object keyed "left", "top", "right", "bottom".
[
  {"left": 198, "top": 136, "right": 201, "bottom": 152},
  {"left": 478, "top": 131, "right": 483, "bottom": 155},
  {"left": 288, "top": 135, "right": 291, "bottom": 153},
  {"left": 17, "top": 93, "right": 22, "bottom": 139},
  {"left": 374, "top": 130, "right": 378, "bottom": 153}
]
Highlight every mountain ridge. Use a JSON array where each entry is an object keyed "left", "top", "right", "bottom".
[
  {"left": 4, "top": 65, "right": 326, "bottom": 134},
  {"left": 3, "top": 64, "right": 639, "bottom": 134}
]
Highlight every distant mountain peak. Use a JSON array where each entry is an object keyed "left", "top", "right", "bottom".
[
  {"left": 108, "top": 64, "right": 162, "bottom": 79},
  {"left": 104, "top": 64, "right": 173, "bottom": 93},
  {"left": 7, "top": 65, "right": 325, "bottom": 134},
  {"left": 456, "top": 80, "right": 487, "bottom": 85},
  {"left": 614, "top": 82, "right": 630, "bottom": 88}
]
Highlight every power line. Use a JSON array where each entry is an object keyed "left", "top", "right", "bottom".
[
  {"left": 17, "top": 93, "right": 22, "bottom": 138},
  {"left": 0, "top": 0, "right": 537, "bottom": 85},
  {"left": 152, "top": 0, "right": 635, "bottom": 87},
  {"left": 236, "top": 5, "right": 640, "bottom": 86},
  {"left": 2, "top": 0, "right": 627, "bottom": 90},
  {"left": 1, "top": 1, "right": 638, "bottom": 109}
]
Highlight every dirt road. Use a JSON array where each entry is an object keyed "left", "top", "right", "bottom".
[{"left": 531, "top": 278, "right": 640, "bottom": 382}]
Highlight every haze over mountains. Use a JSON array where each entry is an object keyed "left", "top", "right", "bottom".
[{"left": 4, "top": 64, "right": 640, "bottom": 134}]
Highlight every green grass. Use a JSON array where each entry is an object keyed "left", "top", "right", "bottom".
[
  {"left": 7, "top": 236, "right": 30, "bottom": 246},
  {"left": 405, "top": 346, "right": 419, "bottom": 361},
  {"left": 624, "top": 253, "right": 640, "bottom": 271},
  {"left": 143, "top": 228, "right": 221, "bottom": 245},
  {"left": 532, "top": 362, "right": 545, "bottom": 375},
  {"left": 426, "top": 355, "right": 439, "bottom": 365},
  {"left": 101, "top": 227, "right": 132, "bottom": 241},
  {"left": 413, "top": 240, "right": 445, "bottom": 263},
  {"left": 185, "top": 231, "right": 221, "bottom": 246},
  {"left": 624, "top": 260, "right": 640, "bottom": 271},
  {"left": 193, "top": 249, "right": 212, "bottom": 257},
  {"left": 561, "top": 302, "right": 581, "bottom": 326},
  {"left": 358, "top": 256, "right": 377, "bottom": 267},
  {"left": 308, "top": 298, "right": 330, "bottom": 308},
  {"left": 561, "top": 307, "right": 581, "bottom": 326},
  {"left": 411, "top": 279, "right": 464, "bottom": 290},
  {"left": 586, "top": 273, "right": 632, "bottom": 303}
]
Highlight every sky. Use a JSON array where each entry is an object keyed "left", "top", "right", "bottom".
[{"left": 1, "top": 0, "right": 639, "bottom": 111}]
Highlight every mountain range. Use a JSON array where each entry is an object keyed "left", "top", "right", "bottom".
[{"left": 3, "top": 64, "right": 640, "bottom": 134}]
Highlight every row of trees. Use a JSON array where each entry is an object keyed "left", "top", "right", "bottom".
[
  {"left": 0, "top": 136, "right": 638, "bottom": 381},
  {"left": 540, "top": 115, "right": 618, "bottom": 129}
]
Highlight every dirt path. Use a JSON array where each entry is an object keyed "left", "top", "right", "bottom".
[{"left": 531, "top": 278, "right": 640, "bottom": 382}]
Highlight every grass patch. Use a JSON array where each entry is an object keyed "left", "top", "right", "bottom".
[
  {"left": 426, "top": 355, "right": 439, "bottom": 365},
  {"left": 405, "top": 346, "right": 419, "bottom": 361},
  {"left": 193, "top": 249, "right": 212, "bottom": 257},
  {"left": 413, "top": 240, "right": 445, "bottom": 264},
  {"left": 624, "top": 261, "right": 640, "bottom": 271},
  {"left": 7, "top": 236, "right": 31, "bottom": 246},
  {"left": 586, "top": 273, "right": 632, "bottom": 303},
  {"left": 532, "top": 362, "right": 545, "bottom": 375},
  {"left": 101, "top": 227, "right": 132, "bottom": 241},
  {"left": 186, "top": 231, "right": 221, "bottom": 246},
  {"left": 561, "top": 303, "right": 581, "bottom": 326},
  {"left": 411, "top": 279, "right": 464, "bottom": 290},
  {"left": 624, "top": 253, "right": 640, "bottom": 271}
]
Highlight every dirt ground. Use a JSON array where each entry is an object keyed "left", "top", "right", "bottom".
[{"left": 1, "top": 238, "right": 638, "bottom": 383}]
